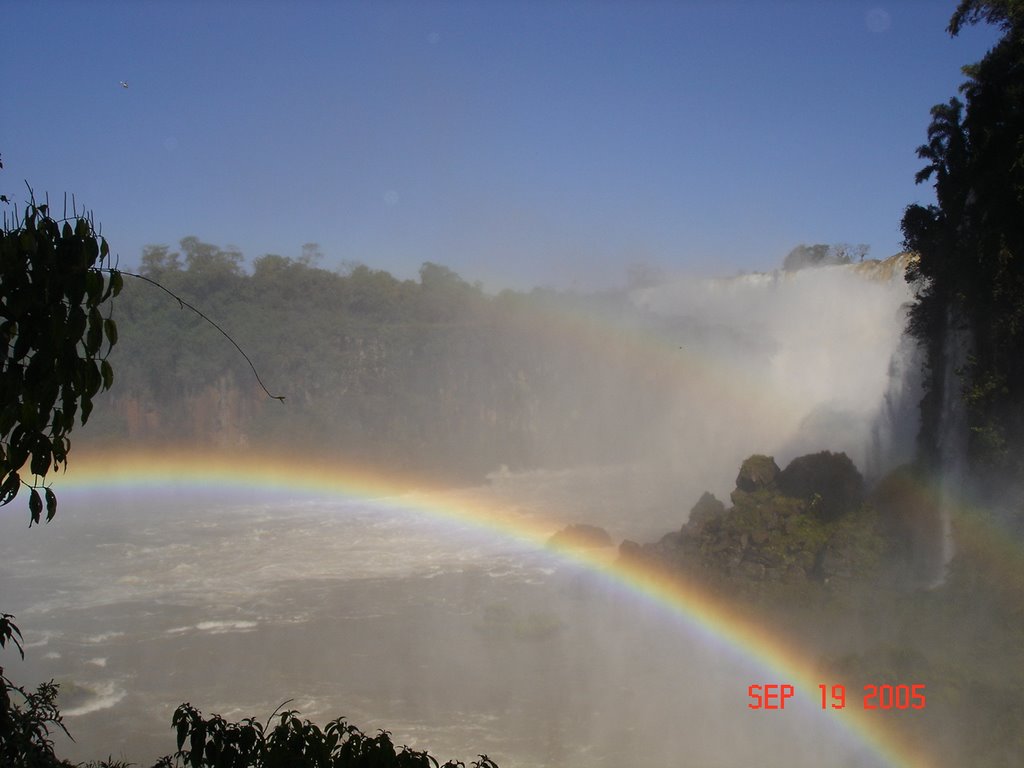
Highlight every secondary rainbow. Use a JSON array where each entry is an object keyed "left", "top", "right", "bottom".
[{"left": 53, "top": 447, "right": 934, "bottom": 768}]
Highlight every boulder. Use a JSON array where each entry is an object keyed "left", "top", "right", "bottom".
[
  {"left": 618, "top": 539, "right": 644, "bottom": 560},
  {"left": 685, "top": 491, "right": 726, "bottom": 531},
  {"left": 736, "top": 561, "right": 767, "bottom": 580},
  {"left": 778, "top": 451, "right": 863, "bottom": 521},
  {"left": 735, "top": 455, "right": 780, "bottom": 492},
  {"left": 548, "top": 523, "right": 614, "bottom": 550}
]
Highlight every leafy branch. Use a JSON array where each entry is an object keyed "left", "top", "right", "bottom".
[{"left": 168, "top": 701, "right": 499, "bottom": 768}]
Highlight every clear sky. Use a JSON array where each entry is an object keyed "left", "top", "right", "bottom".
[{"left": 2, "top": 1, "right": 1001, "bottom": 291}]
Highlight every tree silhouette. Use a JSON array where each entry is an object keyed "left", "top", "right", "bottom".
[
  {"left": 1, "top": 196, "right": 121, "bottom": 524},
  {"left": 902, "top": 0, "right": 1024, "bottom": 491}
]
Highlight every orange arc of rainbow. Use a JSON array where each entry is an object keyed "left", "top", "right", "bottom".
[{"left": 48, "top": 448, "right": 935, "bottom": 768}]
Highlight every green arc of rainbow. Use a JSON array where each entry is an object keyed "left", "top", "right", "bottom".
[{"left": 51, "top": 448, "right": 934, "bottom": 768}]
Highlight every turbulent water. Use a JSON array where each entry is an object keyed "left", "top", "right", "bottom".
[
  {"left": 2, "top": 478, "right": 890, "bottom": 768},
  {"left": 0, "top": 260, "right": 918, "bottom": 767}
]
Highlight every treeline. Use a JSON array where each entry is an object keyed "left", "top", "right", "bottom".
[
  {"left": 88, "top": 238, "right": 677, "bottom": 479},
  {"left": 902, "top": 0, "right": 1024, "bottom": 512}
]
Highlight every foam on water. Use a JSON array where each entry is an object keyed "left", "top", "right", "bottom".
[
  {"left": 194, "top": 620, "right": 259, "bottom": 634},
  {"left": 61, "top": 680, "right": 128, "bottom": 717}
]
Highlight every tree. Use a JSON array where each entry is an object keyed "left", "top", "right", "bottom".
[
  {"left": 0, "top": 193, "right": 122, "bottom": 766},
  {"left": 168, "top": 702, "right": 499, "bottom": 768},
  {"left": 948, "top": 0, "right": 1024, "bottom": 34},
  {"left": 0, "top": 197, "right": 487, "bottom": 765},
  {"left": 1, "top": 197, "right": 121, "bottom": 524},
  {"left": 141, "top": 244, "right": 183, "bottom": 280},
  {"left": 901, "top": 0, "right": 1024, "bottom": 488}
]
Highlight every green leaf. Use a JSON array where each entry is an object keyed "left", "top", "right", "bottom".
[
  {"left": 68, "top": 305, "right": 86, "bottom": 343},
  {"left": 176, "top": 719, "right": 188, "bottom": 752},
  {"left": 111, "top": 270, "right": 124, "bottom": 297},
  {"left": 104, "top": 317, "right": 118, "bottom": 347},
  {"left": 86, "top": 361, "right": 102, "bottom": 396},
  {"left": 0, "top": 472, "right": 21, "bottom": 506},
  {"left": 45, "top": 487, "right": 57, "bottom": 521},
  {"left": 86, "top": 269, "right": 103, "bottom": 304},
  {"left": 84, "top": 236, "right": 99, "bottom": 263},
  {"left": 86, "top": 306, "right": 103, "bottom": 355},
  {"left": 81, "top": 396, "right": 93, "bottom": 425},
  {"left": 101, "top": 358, "right": 114, "bottom": 390},
  {"left": 30, "top": 446, "right": 51, "bottom": 477},
  {"left": 29, "top": 488, "right": 42, "bottom": 525},
  {"left": 190, "top": 722, "right": 207, "bottom": 760},
  {"left": 20, "top": 400, "right": 38, "bottom": 430}
]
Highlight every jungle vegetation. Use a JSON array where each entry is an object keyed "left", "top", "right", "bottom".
[{"left": 902, "top": 0, "right": 1024, "bottom": 514}]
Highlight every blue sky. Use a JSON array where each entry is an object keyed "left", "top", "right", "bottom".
[{"left": 2, "top": 1, "right": 1001, "bottom": 290}]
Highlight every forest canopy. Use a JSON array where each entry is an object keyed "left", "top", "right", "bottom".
[
  {"left": 902, "top": 0, "right": 1024, "bottom": 507},
  {"left": 85, "top": 238, "right": 680, "bottom": 480}
]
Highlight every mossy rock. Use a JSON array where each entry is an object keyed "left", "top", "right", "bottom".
[
  {"left": 735, "top": 454, "right": 781, "bottom": 492},
  {"left": 685, "top": 491, "right": 726, "bottom": 531},
  {"left": 778, "top": 451, "right": 863, "bottom": 521}
]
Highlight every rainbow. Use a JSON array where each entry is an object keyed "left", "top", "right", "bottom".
[{"left": 50, "top": 447, "right": 934, "bottom": 768}]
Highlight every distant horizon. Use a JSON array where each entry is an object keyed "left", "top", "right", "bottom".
[{"left": 4, "top": 1, "right": 1000, "bottom": 291}]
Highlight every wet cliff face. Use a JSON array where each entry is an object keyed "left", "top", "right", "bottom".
[
  {"left": 109, "top": 377, "right": 257, "bottom": 448},
  {"left": 86, "top": 257, "right": 919, "bottom": 495}
]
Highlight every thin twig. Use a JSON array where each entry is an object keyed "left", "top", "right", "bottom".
[
  {"left": 267, "top": 698, "right": 296, "bottom": 723},
  {"left": 105, "top": 269, "right": 285, "bottom": 401}
]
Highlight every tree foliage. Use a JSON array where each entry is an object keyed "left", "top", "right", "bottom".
[
  {"left": 1, "top": 612, "right": 73, "bottom": 768},
  {"left": 87, "top": 239, "right": 674, "bottom": 478},
  {"left": 0, "top": 198, "right": 121, "bottom": 523},
  {"left": 0, "top": 220, "right": 497, "bottom": 767},
  {"left": 901, "top": 0, "right": 1024, "bottom": 488},
  {"left": 0, "top": 671, "right": 73, "bottom": 768},
  {"left": 165, "top": 703, "right": 499, "bottom": 768}
]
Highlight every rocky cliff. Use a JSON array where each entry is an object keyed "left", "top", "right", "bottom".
[{"left": 621, "top": 452, "right": 898, "bottom": 593}]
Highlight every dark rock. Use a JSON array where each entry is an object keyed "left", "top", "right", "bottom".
[
  {"left": 778, "top": 451, "right": 863, "bottom": 521},
  {"left": 687, "top": 491, "right": 726, "bottom": 527},
  {"left": 735, "top": 455, "right": 781, "bottom": 492},
  {"left": 548, "top": 523, "right": 614, "bottom": 550},
  {"left": 619, "top": 451, "right": 889, "bottom": 593},
  {"left": 708, "top": 537, "right": 735, "bottom": 555},
  {"left": 783, "top": 564, "right": 808, "bottom": 583},
  {"left": 759, "top": 548, "right": 786, "bottom": 567},
  {"left": 657, "top": 531, "right": 681, "bottom": 550},
  {"left": 737, "top": 561, "right": 767, "bottom": 580},
  {"left": 729, "top": 488, "right": 751, "bottom": 508},
  {"left": 619, "top": 539, "right": 644, "bottom": 560}
]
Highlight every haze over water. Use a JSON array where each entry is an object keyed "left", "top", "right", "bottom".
[
  {"left": 1, "top": 262, "right": 915, "bottom": 767},
  {"left": 3, "top": 479, "right": 884, "bottom": 767},
  {"left": 2, "top": 3, "right": 1010, "bottom": 765}
]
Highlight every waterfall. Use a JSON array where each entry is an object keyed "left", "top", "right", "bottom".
[
  {"left": 631, "top": 255, "right": 918, "bottom": 500},
  {"left": 931, "top": 309, "right": 973, "bottom": 584},
  {"left": 867, "top": 324, "right": 923, "bottom": 481}
]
